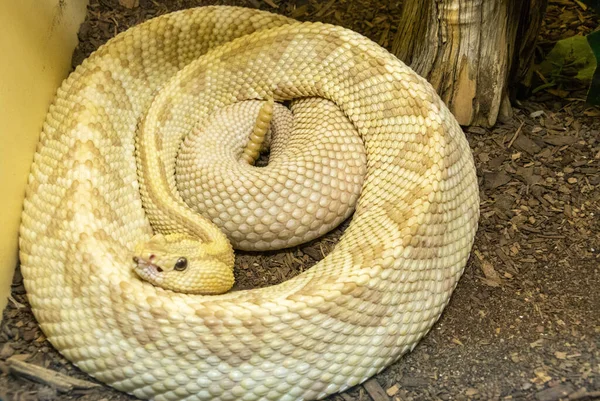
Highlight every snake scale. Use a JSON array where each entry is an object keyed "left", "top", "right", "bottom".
[{"left": 19, "top": 6, "right": 479, "bottom": 401}]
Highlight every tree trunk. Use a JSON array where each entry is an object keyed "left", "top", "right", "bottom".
[{"left": 392, "top": 0, "right": 547, "bottom": 127}]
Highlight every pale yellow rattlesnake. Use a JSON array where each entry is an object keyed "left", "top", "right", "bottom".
[{"left": 19, "top": 6, "right": 479, "bottom": 401}]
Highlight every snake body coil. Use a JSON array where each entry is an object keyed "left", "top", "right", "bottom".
[{"left": 19, "top": 7, "right": 479, "bottom": 401}]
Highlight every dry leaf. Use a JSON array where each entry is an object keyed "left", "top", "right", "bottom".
[
  {"left": 465, "top": 388, "right": 479, "bottom": 396},
  {"left": 555, "top": 351, "right": 567, "bottom": 359},
  {"left": 474, "top": 250, "right": 503, "bottom": 287},
  {"left": 530, "top": 339, "right": 544, "bottom": 348},
  {"left": 530, "top": 368, "right": 552, "bottom": 384}
]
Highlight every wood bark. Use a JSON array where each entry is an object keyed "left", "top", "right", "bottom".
[{"left": 392, "top": 0, "right": 547, "bottom": 127}]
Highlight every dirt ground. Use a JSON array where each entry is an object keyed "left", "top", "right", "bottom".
[{"left": 1, "top": 0, "right": 599, "bottom": 400}]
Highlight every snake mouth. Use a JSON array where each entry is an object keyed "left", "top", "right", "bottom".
[{"left": 132, "top": 256, "right": 164, "bottom": 279}]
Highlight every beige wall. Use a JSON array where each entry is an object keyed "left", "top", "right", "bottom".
[{"left": 0, "top": 0, "right": 87, "bottom": 317}]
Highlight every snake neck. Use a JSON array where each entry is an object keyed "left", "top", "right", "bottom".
[{"left": 136, "top": 113, "right": 234, "bottom": 260}]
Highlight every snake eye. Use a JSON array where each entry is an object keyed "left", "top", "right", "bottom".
[{"left": 174, "top": 257, "right": 188, "bottom": 271}]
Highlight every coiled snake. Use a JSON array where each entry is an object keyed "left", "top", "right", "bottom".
[{"left": 19, "top": 6, "right": 479, "bottom": 401}]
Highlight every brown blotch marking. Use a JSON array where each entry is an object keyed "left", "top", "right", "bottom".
[
  {"left": 92, "top": 228, "right": 128, "bottom": 258},
  {"left": 369, "top": 57, "right": 387, "bottom": 68},
  {"left": 44, "top": 178, "right": 79, "bottom": 239},
  {"left": 220, "top": 32, "right": 296, "bottom": 76},
  {"left": 392, "top": 130, "right": 435, "bottom": 172},
  {"left": 328, "top": 286, "right": 387, "bottom": 327},
  {"left": 188, "top": 20, "right": 213, "bottom": 54},
  {"left": 382, "top": 99, "right": 400, "bottom": 118},
  {"left": 192, "top": 306, "right": 266, "bottom": 365},
  {"left": 180, "top": 69, "right": 207, "bottom": 97},
  {"left": 291, "top": 247, "right": 386, "bottom": 328},
  {"left": 63, "top": 227, "right": 116, "bottom": 300},
  {"left": 63, "top": 233, "right": 85, "bottom": 299},
  {"left": 261, "top": 33, "right": 296, "bottom": 66},
  {"left": 176, "top": 8, "right": 219, "bottom": 66},
  {"left": 63, "top": 103, "right": 87, "bottom": 133},
  {"left": 243, "top": 318, "right": 267, "bottom": 336},
  {"left": 154, "top": 130, "right": 164, "bottom": 152},
  {"left": 154, "top": 20, "right": 181, "bottom": 70},
  {"left": 347, "top": 61, "right": 380, "bottom": 89},
  {"left": 71, "top": 140, "right": 130, "bottom": 192},
  {"left": 100, "top": 70, "right": 134, "bottom": 113},
  {"left": 315, "top": 37, "right": 344, "bottom": 63},
  {"left": 105, "top": 283, "right": 162, "bottom": 346},
  {"left": 148, "top": 305, "right": 169, "bottom": 320},
  {"left": 160, "top": 97, "right": 175, "bottom": 121},
  {"left": 348, "top": 242, "right": 385, "bottom": 270}
]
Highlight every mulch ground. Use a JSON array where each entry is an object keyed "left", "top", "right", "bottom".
[{"left": 1, "top": 1, "right": 599, "bottom": 400}]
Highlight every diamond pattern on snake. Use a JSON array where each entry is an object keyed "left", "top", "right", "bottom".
[{"left": 19, "top": 6, "right": 479, "bottom": 401}]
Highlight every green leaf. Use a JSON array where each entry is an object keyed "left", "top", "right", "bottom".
[
  {"left": 537, "top": 35, "right": 597, "bottom": 83},
  {"left": 586, "top": 29, "right": 600, "bottom": 104}
]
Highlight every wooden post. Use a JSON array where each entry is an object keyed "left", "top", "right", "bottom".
[{"left": 392, "top": 0, "right": 547, "bottom": 127}]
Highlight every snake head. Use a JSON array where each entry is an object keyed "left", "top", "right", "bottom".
[{"left": 132, "top": 233, "right": 235, "bottom": 294}]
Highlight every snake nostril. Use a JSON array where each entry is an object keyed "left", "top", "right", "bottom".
[
  {"left": 156, "top": 267, "right": 163, "bottom": 273},
  {"left": 132, "top": 256, "right": 139, "bottom": 263},
  {"left": 149, "top": 254, "right": 155, "bottom": 260}
]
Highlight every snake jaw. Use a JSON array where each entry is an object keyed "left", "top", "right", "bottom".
[{"left": 132, "top": 256, "right": 165, "bottom": 284}]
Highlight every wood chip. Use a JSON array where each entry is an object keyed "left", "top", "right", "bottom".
[
  {"left": 363, "top": 378, "right": 390, "bottom": 401},
  {"left": 0, "top": 343, "right": 15, "bottom": 359},
  {"left": 118, "top": 0, "right": 139, "bottom": 9},
  {"left": 302, "top": 246, "right": 324, "bottom": 261},
  {"left": 386, "top": 384, "right": 399, "bottom": 396},
  {"left": 7, "top": 356, "right": 100, "bottom": 393},
  {"left": 512, "top": 134, "right": 542, "bottom": 155},
  {"left": 542, "top": 135, "right": 578, "bottom": 146},
  {"left": 535, "top": 383, "right": 574, "bottom": 401},
  {"left": 400, "top": 376, "right": 429, "bottom": 388},
  {"left": 484, "top": 171, "right": 512, "bottom": 189}
]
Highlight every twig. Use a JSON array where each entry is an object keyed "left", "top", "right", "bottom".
[
  {"left": 570, "top": 390, "right": 600, "bottom": 400},
  {"left": 7, "top": 356, "right": 100, "bottom": 393},
  {"left": 8, "top": 295, "right": 25, "bottom": 309},
  {"left": 507, "top": 120, "right": 525, "bottom": 148},
  {"left": 263, "top": 0, "right": 279, "bottom": 8}
]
